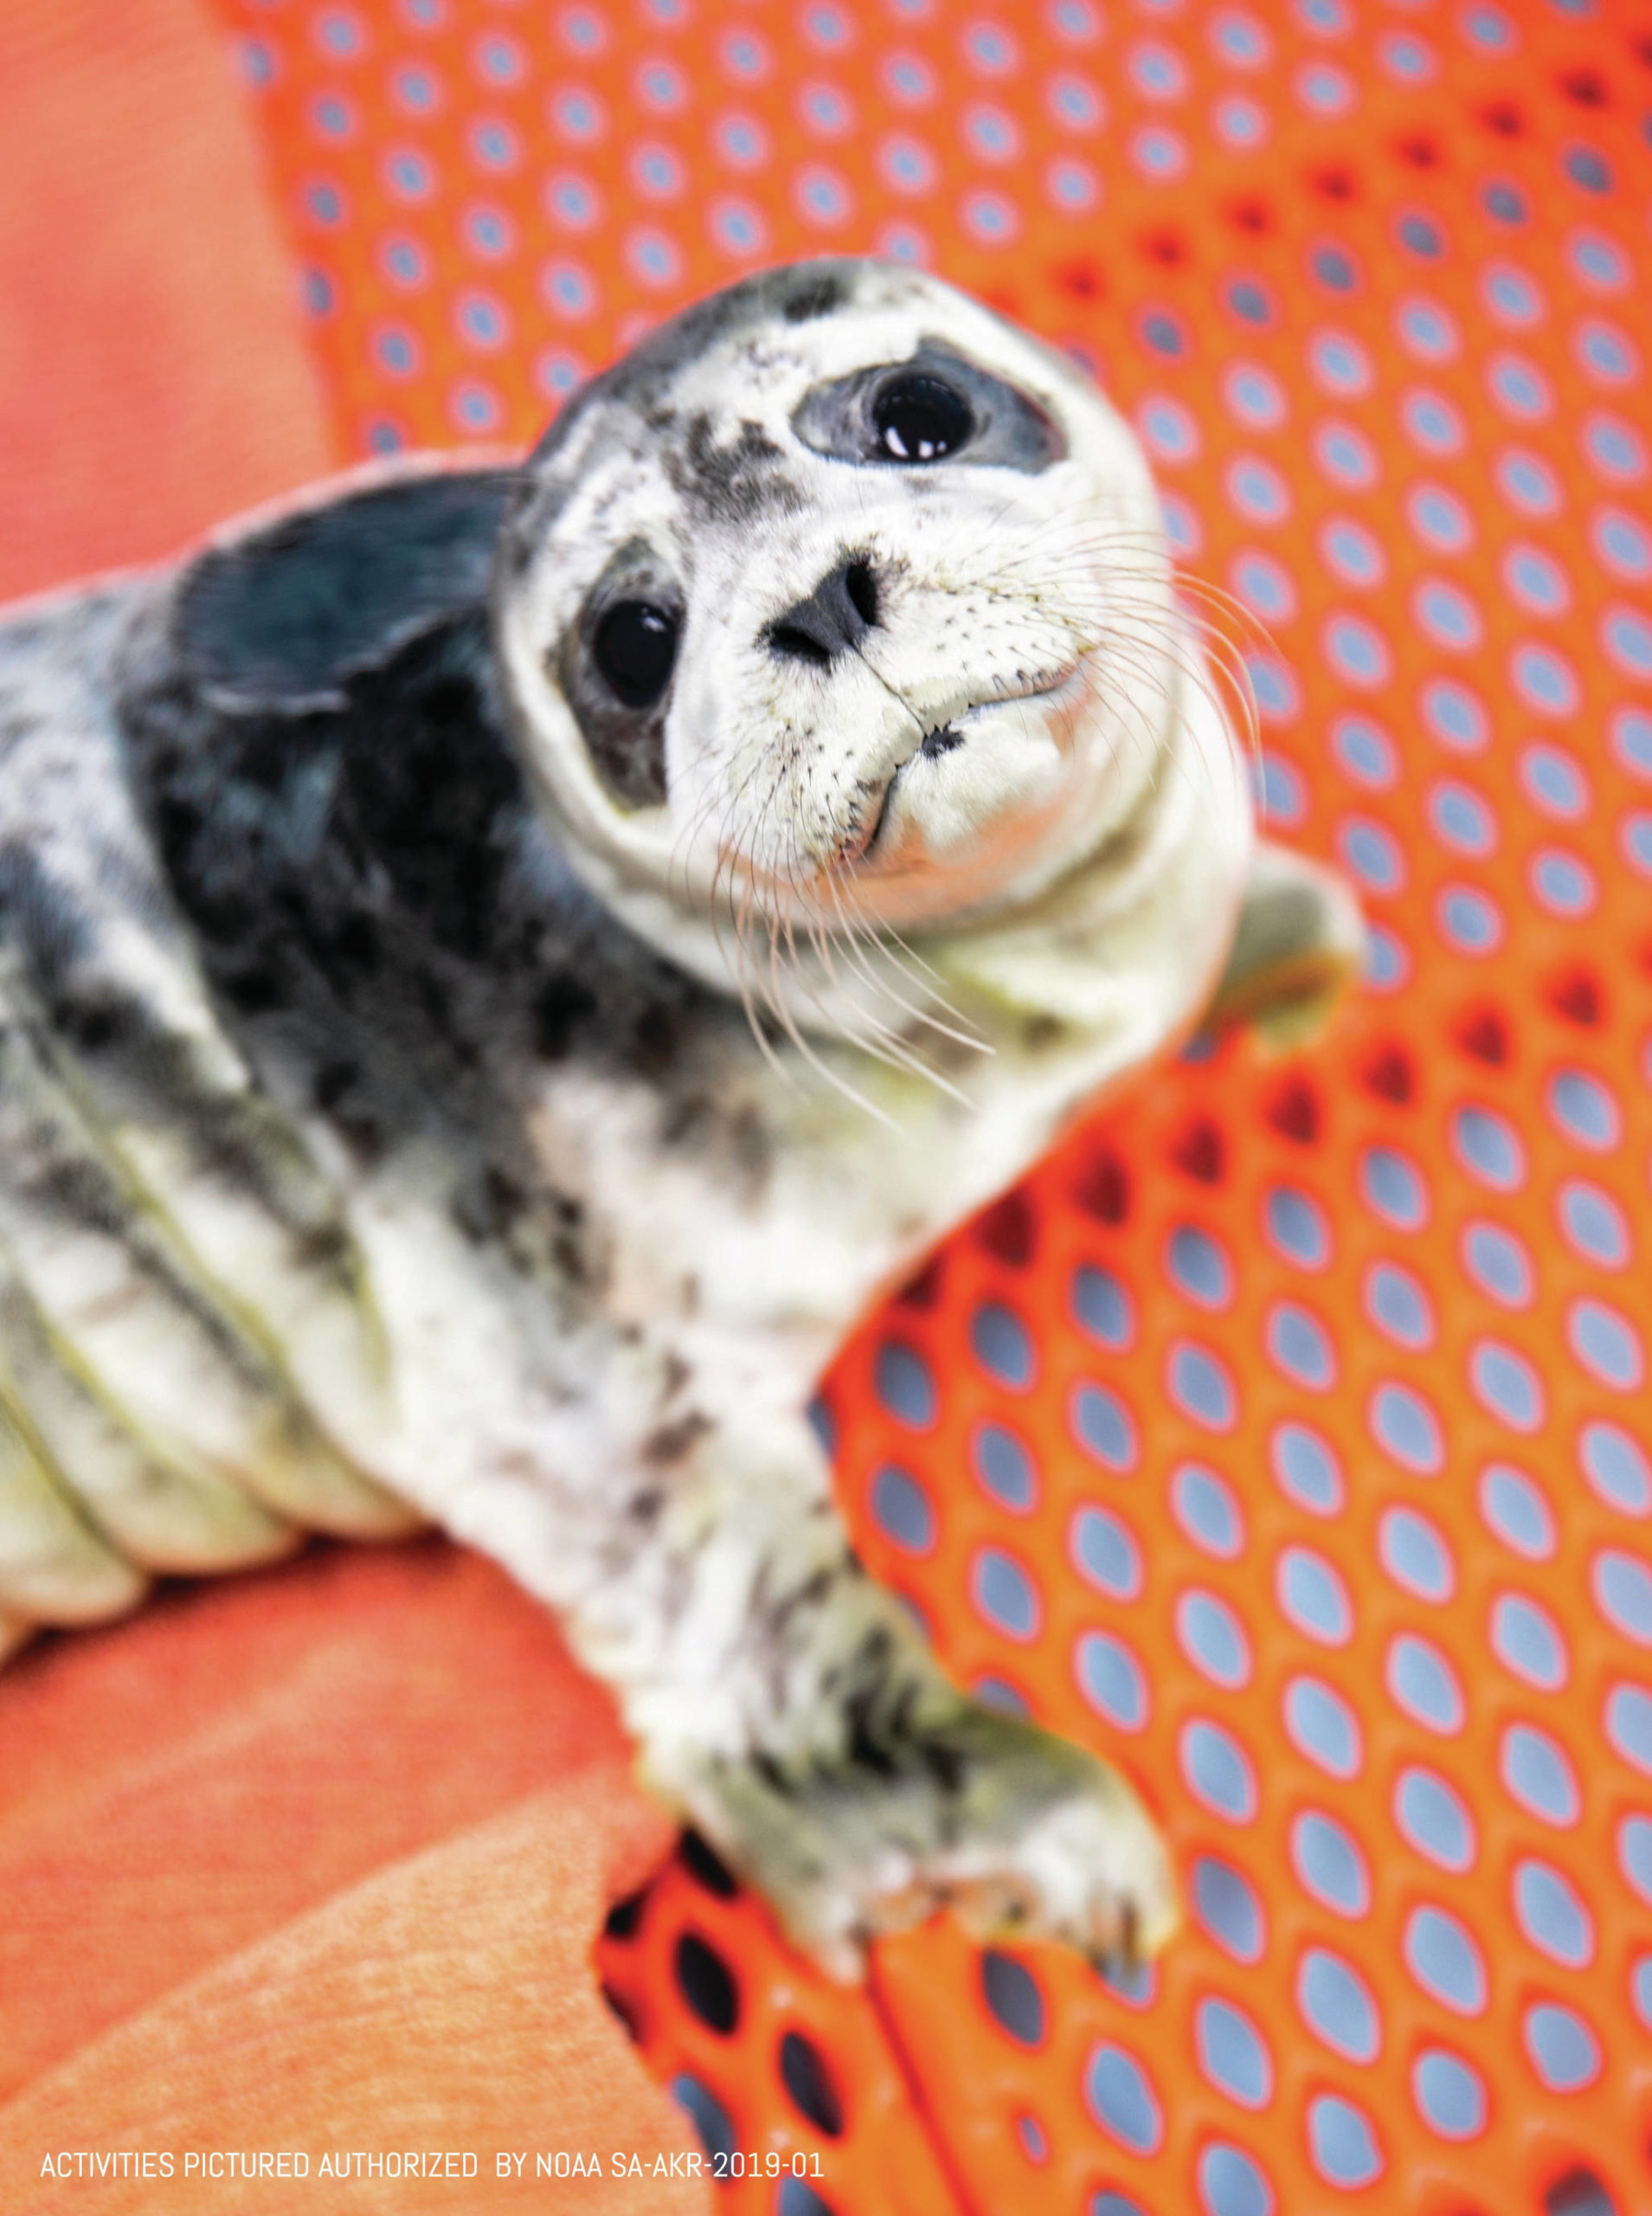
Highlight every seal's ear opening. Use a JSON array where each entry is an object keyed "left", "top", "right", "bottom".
[{"left": 177, "top": 469, "right": 519, "bottom": 715}]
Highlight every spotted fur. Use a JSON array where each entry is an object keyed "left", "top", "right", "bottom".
[{"left": 0, "top": 261, "right": 1362, "bottom": 1975}]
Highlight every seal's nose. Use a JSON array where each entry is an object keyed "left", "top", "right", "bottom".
[{"left": 765, "top": 557, "right": 879, "bottom": 666}]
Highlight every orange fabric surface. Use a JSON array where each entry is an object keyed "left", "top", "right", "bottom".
[
  {"left": 0, "top": 1549, "right": 698, "bottom": 2213},
  {"left": 0, "top": 1543, "right": 658, "bottom": 2097},
  {"left": 8, "top": 1771, "right": 694, "bottom": 2215},
  {"left": 0, "top": 0, "right": 331, "bottom": 602},
  {"left": 0, "top": 3, "right": 701, "bottom": 2207}
]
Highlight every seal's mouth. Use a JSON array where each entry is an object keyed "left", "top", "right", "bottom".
[{"left": 854, "top": 669, "right": 1083, "bottom": 864}]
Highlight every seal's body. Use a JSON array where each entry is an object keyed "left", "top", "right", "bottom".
[{"left": 0, "top": 261, "right": 1358, "bottom": 1972}]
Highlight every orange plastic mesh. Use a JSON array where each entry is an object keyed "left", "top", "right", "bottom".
[{"left": 213, "top": 1, "right": 1652, "bottom": 2208}]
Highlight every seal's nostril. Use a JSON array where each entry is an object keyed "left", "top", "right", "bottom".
[
  {"left": 767, "top": 622, "right": 835, "bottom": 667},
  {"left": 766, "top": 557, "right": 877, "bottom": 664}
]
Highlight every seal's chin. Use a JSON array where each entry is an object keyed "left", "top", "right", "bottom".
[
  {"left": 827, "top": 664, "right": 1115, "bottom": 927},
  {"left": 863, "top": 676, "right": 1080, "bottom": 850}
]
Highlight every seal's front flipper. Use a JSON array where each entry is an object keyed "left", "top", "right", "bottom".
[
  {"left": 670, "top": 1678, "right": 1180, "bottom": 1986},
  {"left": 1205, "top": 838, "right": 1366, "bottom": 1052}
]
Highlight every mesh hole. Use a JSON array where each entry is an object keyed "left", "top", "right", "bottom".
[
  {"left": 1054, "top": 256, "right": 1104, "bottom": 300},
  {"left": 1172, "top": 1117, "right": 1227, "bottom": 1184},
  {"left": 679, "top": 1830, "right": 738, "bottom": 1899},
  {"left": 675, "top": 1931, "right": 740, "bottom": 2035},
  {"left": 893, "top": 1257, "right": 943, "bottom": 1311},
  {"left": 1309, "top": 164, "right": 1357, "bottom": 202},
  {"left": 1396, "top": 130, "right": 1443, "bottom": 165},
  {"left": 977, "top": 1190, "right": 1038, "bottom": 1266},
  {"left": 778, "top": 2029, "right": 845, "bottom": 2137},
  {"left": 1073, "top": 1148, "right": 1131, "bottom": 1224},
  {"left": 1264, "top": 1077, "right": 1321, "bottom": 1145},
  {"left": 671, "top": 2074, "right": 735, "bottom": 2167},
  {"left": 1454, "top": 1005, "right": 1510, "bottom": 1065},
  {"left": 1546, "top": 2172, "right": 1620, "bottom": 2216},
  {"left": 875, "top": 1341, "right": 937, "bottom": 1427},
  {"left": 1360, "top": 1044, "right": 1415, "bottom": 1104},
  {"left": 601, "top": 1982, "right": 640, "bottom": 2041},
  {"left": 1556, "top": 69, "right": 1608, "bottom": 108},
  {"left": 1546, "top": 967, "right": 1603, "bottom": 1026},
  {"left": 603, "top": 1889, "right": 646, "bottom": 1942},
  {"left": 981, "top": 1949, "right": 1046, "bottom": 2045},
  {"left": 1224, "top": 195, "right": 1275, "bottom": 235},
  {"left": 1479, "top": 102, "right": 1527, "bottom": 138},
  {"left": 776, "top": 2179, "right": 836, "bottom": 2216},
  {"left": 1140, "top": 227, "right": 1190, "bottom": 266}
]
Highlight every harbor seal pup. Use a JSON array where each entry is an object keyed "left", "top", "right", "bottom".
[{"left": 0, "top": 258, "right": 1360, "bottom": 1976}]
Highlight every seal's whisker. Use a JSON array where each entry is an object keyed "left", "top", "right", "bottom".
[{"left": 806, "top": 881, "right": 977, "bottom": 1101}]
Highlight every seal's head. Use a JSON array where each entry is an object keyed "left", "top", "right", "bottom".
[{"left": 495, "top": 258, "right": 1240, "bottom": 988}]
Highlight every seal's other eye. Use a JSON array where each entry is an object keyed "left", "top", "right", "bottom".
[
  {"left": 872, "top": 374, "right": 974, "bottom": 463},
  {"left": 792, "top": 342, "right": 1065, "bottom": 474},
  {"left": 592, "top": 600, "right": 678, "bottom": 708},
  {"left": 558, "top": 544, "right": 681, "bottom": 809}
]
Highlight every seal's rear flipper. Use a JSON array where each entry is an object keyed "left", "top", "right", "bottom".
[{"left": 1206, "top": 838, "right": 1366, "bottom": 1052}]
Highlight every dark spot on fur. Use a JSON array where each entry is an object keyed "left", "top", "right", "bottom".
[
  {"left": 918, "top": 1734, "right": 967, "bottom": 1794},
  {"left": 489, "top": 1169, "right": 520, "bottom": 1240},
  {"left": 661, "top": 1092, "right": 710, "bottom": 1146},
  {"left": 56, "top": 996, "right": 125, "bottom": 1053},
  {"left": 643, "top": 1409, "right": 712, "bottom": 1465},
  {"left": 331, "top": 909, "right": 379, "bottom": 975},
  {"left": 847, "top": 1704, "right": 897, "bottom": 1778},
  {"left": 333, "top": 1107, "right": 384, "bottom": 1163},
  {"left": 772, "top": 1567, "right": 833, "bottom": 1627},
  {"left": 753, "top": 1750, "right": 795, "bottom": 1800},
  {"left": 222, "top": 964, "right": 286, "bottom": 1015},
  {"left": 633, "top": 1002, "right": 678, "bottom": 1073},
  {"left": 345, "top": 660, "right": 518, "bottom": 963},
  {"left": 730, "top": 1104, "right": 769, "bottom": 1185},
  {"left": 666, "top": 415, "right": 799, "bottom": 527},
  {"left": 35, "top": 1154, "right": 133, "bottom": 1240},
  {"left": 312, "top": 1059, "right": 358, "bottom": 1111},
  {"left": 533, "top": 970, "right": 598, "bottom": 1058},
  {"left": 782, "top": 271, "right": 850, "bottom": 322},
  {"left": 627, "top": 1488, "right": 663, "bottom": 1524},
  {"left": 451, "top": 1164, "right": 517, "bottom": 1246}
]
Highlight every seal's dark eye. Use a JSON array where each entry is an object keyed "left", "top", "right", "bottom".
[
  {"left": 872, "top": 374, "right": 974, "bottom": 463},
  {"left": 592, "top": 600, "right": 678, "bottom": 709}
]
